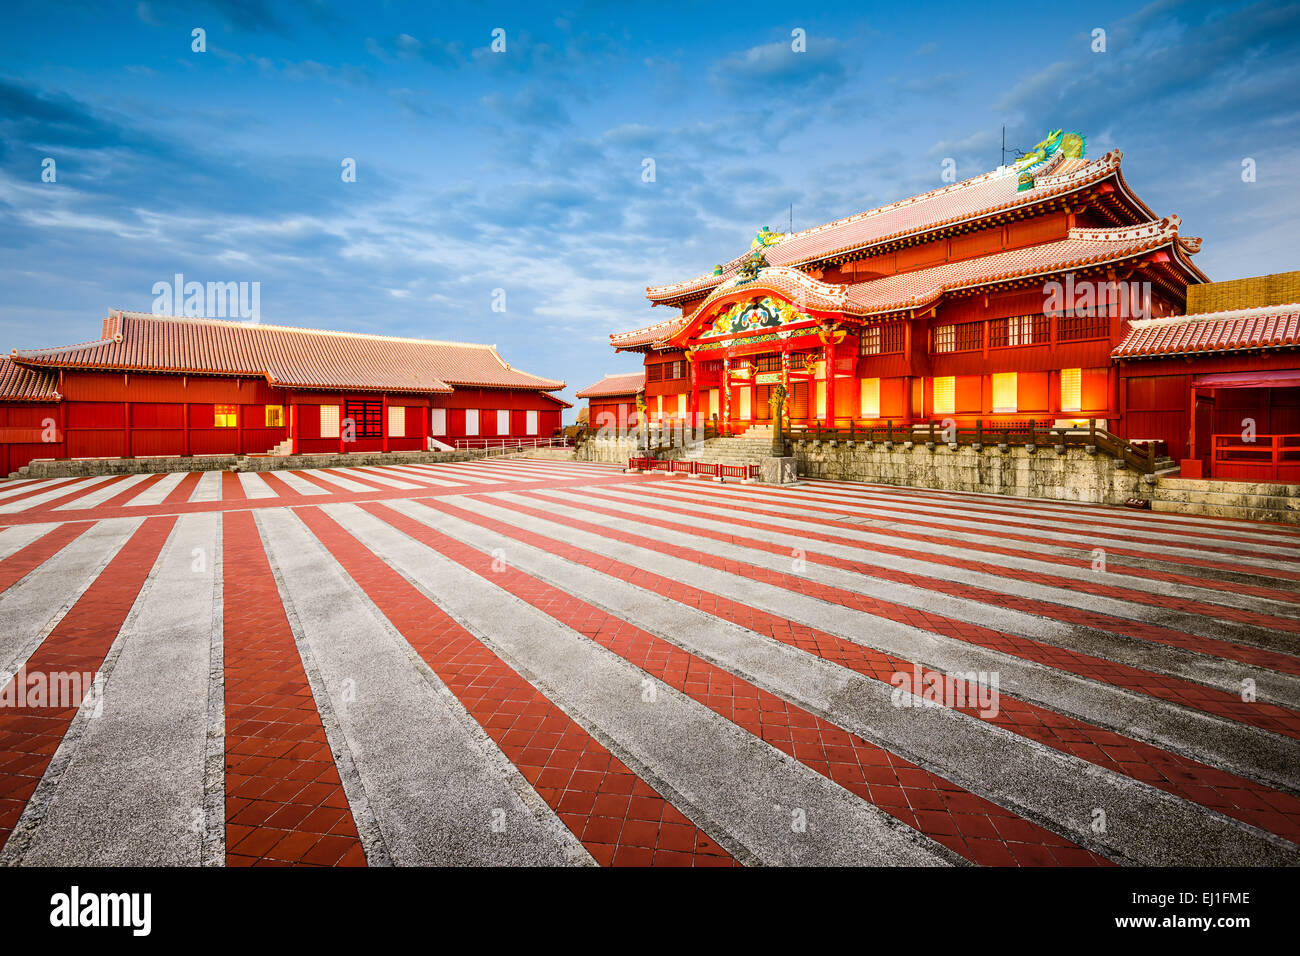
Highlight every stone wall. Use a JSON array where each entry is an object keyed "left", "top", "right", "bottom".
[
  {"left": 574, "top": 436, "right": 639, "bottom": 464},
  {"left": 792, "top": 438, "right": 1154, "bottom": 505},
  {"left": 11, "top": 447, "right": 509, "bottom": 480}
]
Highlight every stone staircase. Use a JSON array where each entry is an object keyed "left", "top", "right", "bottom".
[
  {"left": 260, "top": 438, "right": 293, "bottom": 457},
  {"left": 1153, "top": 477, "right": 1300, "bottom": 524}
]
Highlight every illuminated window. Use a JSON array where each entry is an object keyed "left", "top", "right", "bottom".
[
  {"left": 1060, "top": 368, "right": 1082, "bottom": 412},
  {"left": 992, "top": 372, "right": 1018, "bottom": 413},
  {"left": 319, "top": 404, "right": 340, "bottom": 438},
  {"left": 388, "top": 406, "right": 406, "bottom": 437},
  {"left": 465, "top": 409, "right": 479, "bottom": 435},
  {"left": 677, "top": 394, "right": 687, "bottom": 418},
  {"left": 860, "top": 378, "right": 881, "bottom": 418},
  {"left": 214, "top": 404, "right": 238, "bottom": 428},
  {"left": 932, "top": 377, "right": 955, "bottom": 415},
  {"left": 264, "top": 405, "right": 284, "bottom": 428}
]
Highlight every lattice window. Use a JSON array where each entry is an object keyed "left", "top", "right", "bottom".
[
  {"left": 989, "top": 314, "right": 1049, "bottom": 347},
  {"left": 388, "top": 406, "right": 405, "bottom": 437},
  {"left": 214, "top": 404, "right": 238, "bottom": 428},
  {"left": 344, "top": 400, "right": 382, "bottom": 438},
  {"left": 1057, "top": 306, "right": 1110, "bottom": 342},
  {"left": 933, "top": 377, "right": 955, "bottom": 415},
  {"left": 1060, "top": 368, "right": 1082, "bottom": 412},
  {"left": 932, "top": 322, "right": 982, "bottom": 353},
  {"left": 753, "top": 353, "right": 781, "bottom": 373},
  {"left": 319, "top": 405, "right": 340, "bottom": 439},
  {"left": 646, "top": 364, "right": 664, "bottom": 382},
  {"left": 860, "top": 327, "right": 881, "bottom": 355}
]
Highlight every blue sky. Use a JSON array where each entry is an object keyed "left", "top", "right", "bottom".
[{"left": 1, "top": 0, "right": 1297, "bottom": 414}]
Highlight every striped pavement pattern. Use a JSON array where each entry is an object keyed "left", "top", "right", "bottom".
[{"left": 0, "top": 455, "right": 1296, "bottom": 866}]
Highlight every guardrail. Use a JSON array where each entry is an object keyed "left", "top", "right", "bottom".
[
  {"left": 453, "top": 436, "right": 571, "bottom": 451},
  {"left": 784, "top": 419, "right": 1166, "bottom": 474},
  {"left": 627, "top": 457, "right": 759, "bottom": 480},
  {"left": 1211, "top": 433, "right": 1300, "bottom": 482}
]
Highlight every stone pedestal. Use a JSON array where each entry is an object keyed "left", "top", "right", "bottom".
[{"left": 759, "top": 456, "right": 798, "bottom": 484}]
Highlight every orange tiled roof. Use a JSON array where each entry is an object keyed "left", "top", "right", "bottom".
[
  {"left": 1114, "top": 304, "right": 1300, "bottom": 359},
  {"left": 0, "top": 355, "right": 60, "bottom": 401},
  {"left": 618, "top": 218, "right": 1201, "bottom": 350},
  {"left": 575, "top": 371, "right": 645, "bottom": 399},
  {"left": 645, "top": 149, "right": 1139, "bottom": 303},
  {"left": 12, "top": 312, "right": 566, "bottom": 394}
]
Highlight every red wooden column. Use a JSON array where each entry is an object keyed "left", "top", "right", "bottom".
[
  {"left": 825, "top": 339, "right": 836, "bottom": 428},
  {"left": 382, "top": 394, "right": 390, "bottom": 454},
  {"left": 291, "top": 397, "right": 300, "bottom": 455},
  {"left": 689, "top": 353, "right": 700, "bottom": 429},
  {"left": 183, "top": 403, "right": 190, "bottom": 457},
  {"left": 123, "top": 401, "right": 131, "bottom": 457},
  {"left": 721, "top": 356, "right": 732, "bottom": 436}
]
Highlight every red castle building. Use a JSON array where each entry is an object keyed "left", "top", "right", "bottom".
[
  {"left": 604, "top": 130, "right": 1299, "bottom": 483},
  {"left": 0, "top": 311, "right": 569, "bottom": 475},
  {"left": 574, "top": 371, "right": 645, "bottom": 433}
]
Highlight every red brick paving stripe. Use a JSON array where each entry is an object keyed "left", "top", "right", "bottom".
[
  {"left": 746, "top": 482, "right": 1288, "bottom": 559},
  {"left": 21, "top": 476, "right": 137, "bottom": 514},
  {"left": 95, "top": 473, "right": 170, "bottom": 510},
  {"left": 318, "top": 468, "right": 391, "bottom": 491},
  {"left": 373, "top": 498, "right": 1109, "bottom": 867},
  {"left": 0, "top": 515, "right": 175, "bottom": 848},
  {"left": 285, "top": 470, "right": 347, "bottom": 494},
  {"left": 629, "top": 482, "right": 1300, "bottom": 607},
  {"left": 294, "top": 506, "right": 734, "bottom": 867},
  {"left": 221, "top": 510, "right": 366, "bottom": 868},
  {"left": 161, "top": 471, "right": 204, "bottom": 506},
  {"left": 435, "top": 493, "right": 1300, "bottom": 844},
  {"left": 0, "top": 469, "right": 640, "bottom": 527},
  {"left": 811, "top": 478, "right": 1300, "bottom": 537},
  {"left": 0, "top": 522, "right": 93, "bottom": 593},
  {"left": 507, "top": 490, "right": 1300, "bottom": 740},
  {"left": 220, "top": 472, "right": 246, "bottom": 502},
  {"left": 697, "top": 481, "right": 1300, "bottom": 582},
  {"left": 599, "top": 485, "right": 1300, "bottom": 665},
  {"left": 254, "top": 471, "right": 305, "bottom": 499},
  {"left": 0, "top": 477, "right": 94, "bottom": 509}
]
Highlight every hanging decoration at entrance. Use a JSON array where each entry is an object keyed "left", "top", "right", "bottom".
[{"left": 699, "top": 296, "right": 811, "bottom": 339}]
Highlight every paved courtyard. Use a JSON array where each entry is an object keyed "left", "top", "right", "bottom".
[{"left": 0, "top": 456, "right": 1296, "bottom": 867}]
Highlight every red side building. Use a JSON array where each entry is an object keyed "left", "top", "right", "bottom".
[
  {"left": 574, "top": 371, "right": 645, "bottom": 432},
  {"left": 0, "top": 311, "right": 569, "bottom": 474}
]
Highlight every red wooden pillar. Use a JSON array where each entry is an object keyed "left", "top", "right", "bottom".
[
  {"left": 382, "top": 394, "right": 390, "bottom": 453},
  {"left": 721, "top": 356, "right": 731, "bottom": 436},
  {"left": 123, "top": 401, "right": 131, "bottom": 458},
  {"left": 690, "top": 361, "right": 700, "bottom": 429},
  {"left": 183, "top": 403, "right": 190, "bottom": 457},
  {"left": 825, "top": 339, "right": 836, "bottom": 427},
  {"left": 291, "top": 398, "right": 300, "bottom": 455}
]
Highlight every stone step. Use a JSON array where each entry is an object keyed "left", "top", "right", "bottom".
[
  {"left": 1151, "top": 499, "right": 1300, "bottom": 525},
  {"left": 1159, "top": 477, "right": 1300, "bottom": 498},
  {"left": 1154, "top": 487, "right": 1300, "bottom": 511}
]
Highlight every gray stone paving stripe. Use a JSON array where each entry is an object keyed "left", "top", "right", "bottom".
[
  {"left": 236, "top": 472, "right": 277, "bottom": 499},
  {"left": 471, "top": 492, "right": 1300, "bottom": 793},
  {"left": 188, "top": 471, "right": 222, "bottom": 502},
  {"left": 390, "top": 497, "right": 1300, "bottom": 867},
  {"left": 593, "top": 485, "right": 1300, "bottom": 648},
  {"left": 624, "top": 483, "right": 1300, "bottom": 616},
  {"left": 626, "top": 482, "right": 1300, "bottom": 594},
  {"left": 807, "top": 479, "right": 1300, "bottom": 540},
  {"left": 0, "top": 522, "right": 59, "bottom": 562},
  {"left": 296, "top": 468, "right": 373, "bottom": 492},
  {"left": 325, "top": 500, "right": 956, "bottom": 867},
  {"left": 338, "top": 467, "right": 421, "bottom": 489},
  {"left": 9, "top": 514, "right": 219, "bottom": 866},
  {"left": 0, "top": 517, "right": 142, "bottom": 682},
  {"left": 758, "top": 483, "right": 1300, "bottom": 557},
  {"left": 0, "top": 477, "right": 114, "bottom": 513},
  {"left": 543, "top": 487, "right": 1300, "bottom": 701},
  {"left": 254, "top": 506, "right": 592, "bottom": 866},
  {"left": 0, "top": 478, "right": 66, "bottom": 501},
  {"left": 53, "top": 474, "right": 150, "bottom": 511},
  {"left": 731, "top": 482, "right": 1300, "bottom": 568},
  {"left": 125, "top": 471, "right": 186, "bottom": 506},
  {"left": 424, "top": 463, "right": 541, "bottom": 484},
  {"left": 277, "top": 471, "right": 330, "bottom": 495},
  {"left": 377, "top": 465, "right": 470, "bottom": 487}
]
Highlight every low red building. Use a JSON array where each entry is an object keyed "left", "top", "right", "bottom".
[
  {"left": 574, "top": 371, "right": 644, "bottom": 432},
  {"left": 0, "top": 311, "right": 569, "bottom": 474}
]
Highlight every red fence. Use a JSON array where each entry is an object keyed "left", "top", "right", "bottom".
[
  {"left": 627, "top": 457, "right": 760, "bottom": 480},
  {"left": 1210, "top": 434, "right": 1300, "bottom": 482}
]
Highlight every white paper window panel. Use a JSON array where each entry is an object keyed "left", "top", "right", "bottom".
[
  {"left": 430, "top": 408, "right": 447, "bottom": 434},
  {"left": 465, "top": 409, "right": 479, "bottom": 435},
  {"left": 526, "top": 410, "right": 538, "bottom": 434},
  {"left": 320, "top": 405, "right": 340, "bottom": 439},
  {"left": 388, "top": 406, "right": 405, "bottom": 437},
  {"left": 497, "top": 409, "right": 510, "bottom": 434}
]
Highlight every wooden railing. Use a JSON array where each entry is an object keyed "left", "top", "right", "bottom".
[
  {"left": 783, "top": 419, "right": 1167, "bottom": 474},
  {"left": 627, "top": 457, "right": 759, "bottom": 480},
  {"left": 1211, "top": 433, "right": 1300, "bottom": 482}
]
